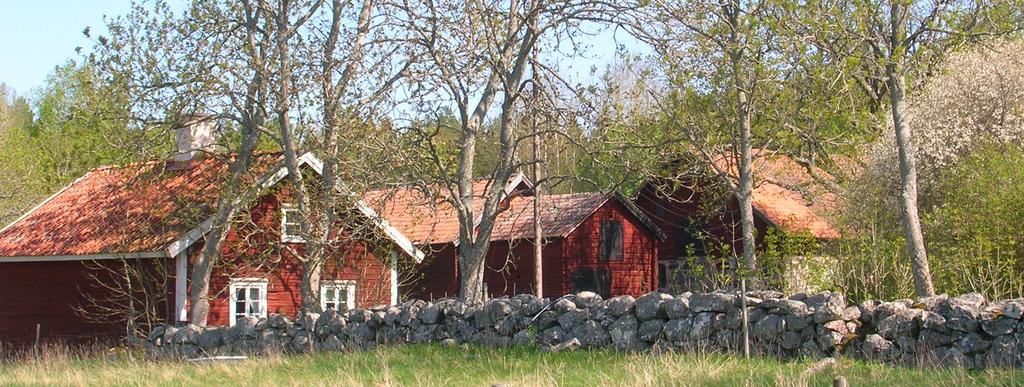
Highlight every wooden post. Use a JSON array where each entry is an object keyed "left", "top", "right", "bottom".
[
  {"left": 34, "top": 323, "right": 41, "bottom": 360},
  {"left": 531, "top": 47, "right": 543, "bottom": 300},
  {"left": 740, "top": 279, "right": 750, "bottom": 359}
]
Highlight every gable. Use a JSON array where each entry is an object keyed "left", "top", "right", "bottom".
[{"left": 562, "top": 195, "right": 667, "bottom": 242}]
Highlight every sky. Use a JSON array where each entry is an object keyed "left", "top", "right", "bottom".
[
  {"left": 0, "top": 1, "right": 648, "bottom": 101},
  {"left": 0, "top": 0, "right": 138, "bottom": 96}
]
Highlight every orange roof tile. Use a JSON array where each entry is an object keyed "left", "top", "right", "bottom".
[
  {"left": 361, "top": 174, "right": 530, "bottom": 245},
  {"left": 0, "top": 154, "right": 282, "bottom": 258},
  {"left": 712, "top": 150, "right": 840, "bottom": 239}
]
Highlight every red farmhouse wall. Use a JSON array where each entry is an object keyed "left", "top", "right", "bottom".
[{"left": 409, "top": 199, "right": 659, "bottom": 300}]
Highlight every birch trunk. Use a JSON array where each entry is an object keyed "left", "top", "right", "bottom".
[
  {"left": 726, "top": 1, "right": 758, "bottom": 279},
  {"left": 888, "top": 68, "right": 935, "bottom": 297},
  {"left": 887, "top": 3, "right": 935, "bottom": 297}
]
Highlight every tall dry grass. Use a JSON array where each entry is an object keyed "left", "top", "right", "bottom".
[{"left": 1, "top": 343, "right": 1022, "bottom": 386}]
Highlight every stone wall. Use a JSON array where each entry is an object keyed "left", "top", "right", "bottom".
[{"left": 146, "top": 291, "right": 1024, "bottom": 369}]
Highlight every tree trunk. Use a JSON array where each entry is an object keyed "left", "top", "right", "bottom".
[
  {"left": 532, "top": 132, "right": 543, "bottom": 299},
  {"left": 736, "top": 100, "right": 757, "bottom": 275},
  {"left": 187, "top": 137, "right": 261, "bottom": 326},
  {"left": 300, "top": 261, "right": 323, "bottom": 313},
  {"left": 888, "top": 68, "right": 935, "bottom": 297},
  {"left": 532, "top": 59, "right": 543, "bottom": 299},
  {"left": 726, "top": 1, "right": 757, "bottom": 281},
  {"left": 459, "top": 243, "right": 487, "bottom": 302},
  {"left": 273, "top": 0, "right": 322, "bottom": 312}
]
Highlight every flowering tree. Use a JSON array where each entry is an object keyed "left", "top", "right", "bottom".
[{"left": 865, "top": 40, "right": 1024, "bottom": 209}]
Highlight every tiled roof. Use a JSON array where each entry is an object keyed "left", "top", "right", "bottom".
[
  {"left": 361, "top": 174, "right": 531, "bottom": 245},
  {"left": 712, "top": 150, "right": 840, "bottom": 239},
  {"left": 365, "top": 175, "right": 664, "bottom": 244},
  {"left": 0, "top": 154, "right": 282, "bottom": 258},
  {"left": 489, "top": 193, "right": 609, "bottom": 241}
]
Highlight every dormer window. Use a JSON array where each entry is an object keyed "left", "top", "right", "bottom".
[{"left": 281, "top": 204, "right": 304, "bottom": 243}]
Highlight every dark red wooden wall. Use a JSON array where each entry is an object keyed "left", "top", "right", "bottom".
[
  {"left": 559, "top": 199, "right": 659, "bottom": 296},
  {"left": 408, "top": 198, "right": 659, "bottom": 300},
  {"left": 0, "top": 259, "right": 173, "bottom": 344},
  {"left": 195, "top": 189, "right": 394, "bottom": 326},
  {"left": 0, "top": 183, "right": 396, "bottom": 343}
]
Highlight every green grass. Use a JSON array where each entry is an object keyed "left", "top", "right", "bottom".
[{"left": 1, "top": 344, "right": 1022, "bottom": 386}]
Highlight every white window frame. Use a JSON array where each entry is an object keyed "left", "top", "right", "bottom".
[
  {"left": 280, "top": 203, "right": 304, "bottom": 243},
  {"left": 321, "top": 280, "right": 357, "bottom": 312},
  {"left": 229, "top": 278, "right": 268, "bottom": 326}
]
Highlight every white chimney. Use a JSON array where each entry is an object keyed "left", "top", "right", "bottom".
[{"left": 174, "top": 115, "right": 217, "bottom": 162}]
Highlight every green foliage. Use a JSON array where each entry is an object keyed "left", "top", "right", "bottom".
[
  {"left": 825, "top": 235, "right": 916, "bottom": 302},
  {"left": 830, "top": 144, "right": 1024, "bottom": 301},
  {"left": 923, "top": 144, "right": 1024, "bottom": 299},
  {"left": 0, "top": 62, "right": 145, "bottom": 225},
  {"left": 759, "top": 228, "right": 826, "bottom": 293}
]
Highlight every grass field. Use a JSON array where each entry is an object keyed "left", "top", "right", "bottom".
[{"left": 1, "top": 344, "right": 1022, "bottom": 386}]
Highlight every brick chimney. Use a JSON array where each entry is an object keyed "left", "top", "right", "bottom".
[{"left": 174, "top": 115, "right": 217, "bottom": 163}]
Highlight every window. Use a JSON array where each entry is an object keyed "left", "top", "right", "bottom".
[
  {"left": 281, "top": 204, "right": 304, "bottom": 242},
  {"left": 321, "top": 281, "right": 356, "bottom": 312},
  {"left": 571, "top": 268, "right": 611, "bottom": 298},
  {"left": 229, "top": 279, "right": 267, "bottom": 325},
  {"left": 599, "top": 220, "right": 624, "bottom": 261}
]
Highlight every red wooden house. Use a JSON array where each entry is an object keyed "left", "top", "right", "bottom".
[
  {"left": 363, "top": 177, "right": 667, "bottom": 299},
  {"left": 0, "top": 120, "right": 667, "bottom": 343},
  {"left": 634, "top": 150, "right": 841, "bottom": 292},
  {"left": 0, "top": 123, "right": 424, "bottom": 343}
]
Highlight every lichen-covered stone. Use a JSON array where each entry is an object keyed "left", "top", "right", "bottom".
[
  {"left": 638, "top": 319, "right": 665, "bottom": 342},
  {"left": 806, "top": 292, "right": 846, "bottom": 323},
  {"left": 689, "top": 292, "right": 736, "bottom": 314},
  {"left": 635, "top": 292, "right": 673, "bottom": 320},
  {"left": 664, "top": 298, "right": 690, "bottom": 319},
  {"left": 602, "top": 295, "right": 635, "bottom": 317},
  {"left": 142, "top": 292, "right": 1024, "bottom": 370},
  {"left": 877, "top": 309, "right": 923, "bottom": 340}
]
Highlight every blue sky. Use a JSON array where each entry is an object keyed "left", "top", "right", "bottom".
[
  {"left": 0, "top": 1, "right": 644, "bottom": 100},
  {"left": 0, "top": 0, "right": 137, "bottom": 96}
]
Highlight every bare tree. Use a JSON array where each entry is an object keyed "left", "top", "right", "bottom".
[
  {"left": 95, "top": 0, "right": 277, "bottom": 325},
  {"left": 626, "top": 0, "right": 791, "bottom": 282},
  {"left": 261, "top": 0, "right": 414, "bottom": 312},
  {"left": 392, "top": 0, "right": 612, "bottom": 302}
]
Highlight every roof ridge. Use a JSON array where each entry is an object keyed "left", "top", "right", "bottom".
[{"left": 89, "top": 151, "right": 286, "bottom": 172}]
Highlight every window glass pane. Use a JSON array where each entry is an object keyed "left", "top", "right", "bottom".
[
  {"left": 236, "top": 301, "right": 246, "bottom": 314},
  {"left": 235, "top": 289, "right": 245, "bottom": 301},
  {"left": 325, "top": 289, "right": 336, "bottom": 302},
  {"left": 249, "top": 287, "right": 260, "bottom": 301}
]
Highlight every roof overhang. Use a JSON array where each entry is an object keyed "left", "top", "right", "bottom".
[{"left": 0, "top": 251, "right": 169, "bottom": 263}]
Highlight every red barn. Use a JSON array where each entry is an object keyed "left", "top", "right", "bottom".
[
  {"left": 0, "top": 143, "right": 424, "bottom": 343},
  {"left": 364, "top": 177, "right": 666, "bottom": 299},
  {"left": 634, "top": 150, "right": 841, "bottom": 292}
]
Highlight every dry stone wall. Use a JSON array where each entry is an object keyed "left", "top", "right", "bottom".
[{"left": 147, "top": 291, "right": 1024, "bottom": 369}]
